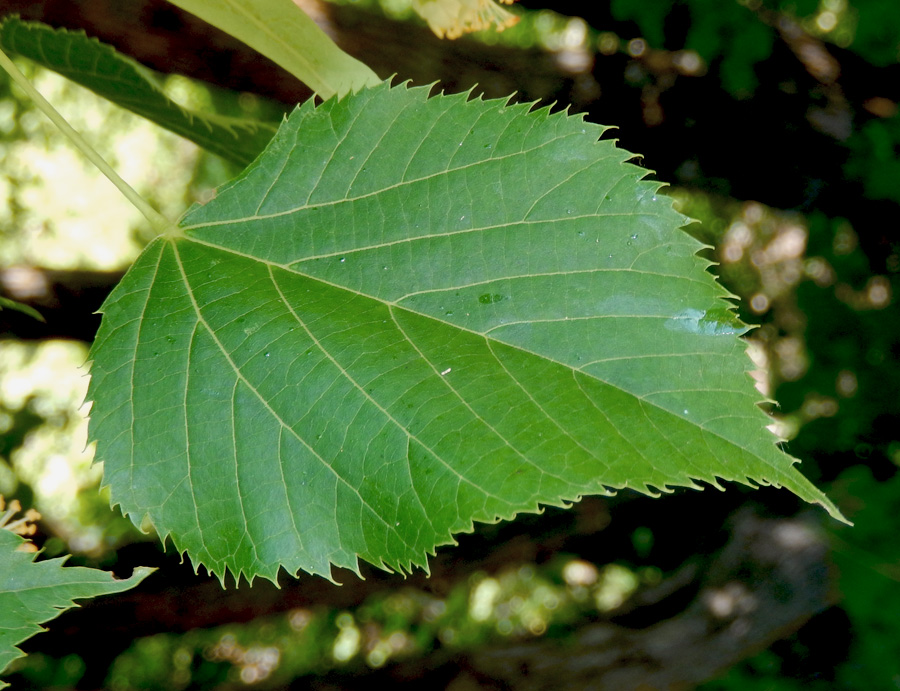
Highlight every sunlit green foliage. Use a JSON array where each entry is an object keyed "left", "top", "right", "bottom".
[
  {"left": 0, "top": 18, "right": 278, "bottom": 167},
  {"left": 165, "top": 0, "right": 379, "bottom": 97},
  {"left": 2, "top": 0, "right": 899, "bottom": 686},
  {"left": 0, "top": 524, "right": 151, "bottom": 688},
  {"left": 101, "top": 557, "right": 648, "bottom": 690},
  {"left": 87, "top": 81, "right": 838, "bottom": 585}
]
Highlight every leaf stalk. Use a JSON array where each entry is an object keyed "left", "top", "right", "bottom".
[{"left": 0, "top": 47, "right": 171, "bottom": 234}]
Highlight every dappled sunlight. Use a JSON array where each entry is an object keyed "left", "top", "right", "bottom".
[
  {"left": 0, "top": 64, "right": 203, "bottom": 270},
  {"left": 106, "top": 555, "right": 652, "bottom": 688},
  {"left": 809, "top": 0, "right": 855, "bottom": 48},
  {"left": 0, "top": 63, "right": 215, "bottom": 556},
  {"left": 0, "top": 340, "right": 105, "bottom": 552},
  {"left": 1, "top": 0, "right": 898, "bottom": 686},
  {"left": 667, "top": 188, "right": 892, "bottom": 450}
]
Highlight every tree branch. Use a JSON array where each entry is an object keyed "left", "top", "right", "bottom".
[{"left": 21, "top": 492, "right": 830, "bottom": 689}]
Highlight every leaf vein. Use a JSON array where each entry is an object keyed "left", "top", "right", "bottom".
[
  {"left": 168, "top": 240, "right": 407, "bottom": 551},
  {"left": 181, "top": 132, "right": 592, "bottom": 230},
  {"left": 266, "top": 267, "right": 446, "bottom": 540}
]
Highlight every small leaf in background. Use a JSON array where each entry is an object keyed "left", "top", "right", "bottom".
[
  {"left": 0, "top": 500, "right": 153, "bottom": 688},
  {"left": 0, "top": 297, "right": 44, "bottom": 323},
  {"left": 164, "top": 0, "right": 379, "bottom": 98},
  {"left": 411, "top": 0, "right": 520, "bottom": 39},
  {"left": 87, "top": 81, "right": 842, "bottom": 586},
  {"left": 0, "top": 17, "right": 277, "bottom": 167}
]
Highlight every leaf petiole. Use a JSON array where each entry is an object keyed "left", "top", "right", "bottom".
[{"left": 0, "top": 46, "right": 171, "bottom": 235}]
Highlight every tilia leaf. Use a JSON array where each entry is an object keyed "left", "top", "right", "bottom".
[
  {"left": 164, "top": 0, "right": 379, "bottom": 99},
  {"left": 86, "top": 82, "right": 843, "bottom": 585},
  {"left": 0, "top": 530, "right": 152, "bottom": 687},
  {"left": 0, "top": 17, "right": 277, "bottom": 167}
]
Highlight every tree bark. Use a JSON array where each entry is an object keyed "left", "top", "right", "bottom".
[
  {"left": 455, "top": 510, "right": 832, "bottom": 690},
  {"left": 294, "top": 511, "right": 834, "bottom": 690}
]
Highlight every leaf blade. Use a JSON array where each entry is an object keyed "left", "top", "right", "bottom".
[
  {"left": 0, "top": 17, "right": 277, "bottom": 166},
  {"left": 0, "top": 530, "right": 152, "bottom": 687},
  {"left": 88, "top": 82, "right": 843, "bottom": 585},
  {"left": 164, "top": 0, "right": 379, "bottom": 98}
]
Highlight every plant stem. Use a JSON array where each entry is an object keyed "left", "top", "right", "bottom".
[{"left": 0, "top": 47, "right": 171, "bottom": 234}]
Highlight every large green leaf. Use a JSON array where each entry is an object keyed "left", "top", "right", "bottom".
[
  {"left": 87, "top": 82, "right": 842, "bottom": 585},
  {"left": 0, "top": 17, "right": 276, "bottom": 167},
  {"left": 0, "top": 530, "right": 152, "bottom": 687},
  {"left": 164, "top": 0, "right": 379, "bottom": 98}
]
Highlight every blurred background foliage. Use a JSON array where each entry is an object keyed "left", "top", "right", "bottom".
[{"left": 0, "top": 0, "right": 899, "bottom": 687}]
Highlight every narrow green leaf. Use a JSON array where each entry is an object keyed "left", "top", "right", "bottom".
[
  {"left": 0, "top": 41, "right": 171, "bottom": 232},
  {"left": 0, "top": 530, "right": 153, "bottom": 687},
  {"left": 87, "top": 82, "right": 844, "bottom": 585},
  {"left": 0, "top": 17, "right": 277, "bottom": 167},
  {"left": 164, "top": 0, "right": 380, "bottom": 98},
  {"left": 0, "top": 297, "right": 44, "bottom": 323}
]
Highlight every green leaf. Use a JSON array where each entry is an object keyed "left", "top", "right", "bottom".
[
  {"left": 164, "top": 0, "right": 380, "bottom": 99},
  {"left": 0, "top": 17, "right": 277, "bottom": 167},
  {"left": 0, "top": 297, "right": 44, "bottom": 323},
  {"left": 0, "top": 530, "right": 152, "bottom": 687},
  {"left": 87, "top": 82, "right": 843, "bottom": 585}
]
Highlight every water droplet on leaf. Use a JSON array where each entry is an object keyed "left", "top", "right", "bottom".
[{"left": 665, "top": 308, "right": 745, "bottom": 336}]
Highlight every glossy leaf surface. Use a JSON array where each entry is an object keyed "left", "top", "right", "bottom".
[{"left": 87, "top": 82, "right": 841, "bottom": 584}]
